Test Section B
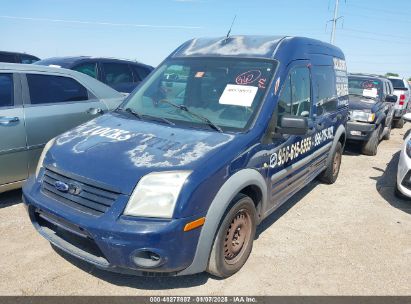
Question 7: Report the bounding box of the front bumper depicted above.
[397,148,411,199]
[346,121,376,141]
[23,177,204,276]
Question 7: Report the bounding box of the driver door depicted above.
[266,62,316,210]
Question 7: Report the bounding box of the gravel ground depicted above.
[0,127,410,296]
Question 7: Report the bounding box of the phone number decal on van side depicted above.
[269,126,334,168]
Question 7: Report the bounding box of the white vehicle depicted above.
[388,76,411,128]
[396,113,411,199]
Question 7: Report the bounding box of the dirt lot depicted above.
[0,128,410,296]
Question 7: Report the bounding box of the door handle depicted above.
[0,117,19,125]
[86,108,104,115]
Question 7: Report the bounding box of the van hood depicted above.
[47,113,236,195]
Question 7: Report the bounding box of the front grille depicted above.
[41,167,120,216]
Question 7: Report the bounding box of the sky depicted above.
[1,0,411,78]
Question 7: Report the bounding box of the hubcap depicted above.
[224,209,252,265]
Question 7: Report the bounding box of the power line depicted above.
[345,3,410,17]
[338,33,411,45]
[0,15,203,30]
[342,27,411,41]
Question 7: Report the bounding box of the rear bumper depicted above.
[346,121,375,141]
[23,177,204,276]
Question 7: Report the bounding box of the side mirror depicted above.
[385,94,398,103]
[278,115,308,135]
[403,113,411,123]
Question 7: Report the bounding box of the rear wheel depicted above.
[362,124,381,156]
[207,194,256,278]
[319,142,342,184]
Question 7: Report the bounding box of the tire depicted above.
[382,123,391,140]
[361,124,381,156]
[394,118,404,129]
[207,194,256,278]
[395,185,408,200]
[319,142,342,184]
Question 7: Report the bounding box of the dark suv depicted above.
[347,74,397,155]
[0,51,40,64]
[35,57,154,93]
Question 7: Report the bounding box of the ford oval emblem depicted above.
[54,181,69,192]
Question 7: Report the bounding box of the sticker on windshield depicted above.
[363,88,378,98]
[236,70,261,85]
[219,84,258,107]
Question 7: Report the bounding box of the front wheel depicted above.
[362,124,381,156]
[207,194,256,278]
[319,142,342,184]
[382,122,392,140]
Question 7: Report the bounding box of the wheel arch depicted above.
[178,168,267,276]
[326,124,346,166]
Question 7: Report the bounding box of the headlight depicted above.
[406,140,411,158]
[124,171,191,218]
[350,111,375,122]
[35,138,56,178]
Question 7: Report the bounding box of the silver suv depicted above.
[0,63,124,193]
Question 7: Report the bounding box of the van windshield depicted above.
[122,58,276,132]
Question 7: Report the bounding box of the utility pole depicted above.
[330,0,340,44]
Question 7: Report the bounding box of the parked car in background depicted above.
[0,63,124,193]
[23,35,349,278]
[396,112,411,199]
[347,74,397,155]
[35,57,154,94]
[0,51,40,64]
[388,76,411,128]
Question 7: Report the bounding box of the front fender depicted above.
[178,168,267,275]
[375,113,386,126]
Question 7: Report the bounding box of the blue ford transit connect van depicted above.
[23,36,349,278]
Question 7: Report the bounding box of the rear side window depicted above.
[278,66,311,120]
[0,53,16,63]
[20,55,39,64]
[0,74,14,107]
[312,66,338,115]
[27,74,89,105]
[102,63,133,85]
[132,65,151,81]
[389,78,405,89]
[73,62,98,79]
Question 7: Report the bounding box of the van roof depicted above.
[172,35,345,60]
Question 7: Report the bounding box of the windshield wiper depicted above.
[159,99,223,133]
[117,107,174,126]
[141,114,175,126]
[116,107,143,119]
